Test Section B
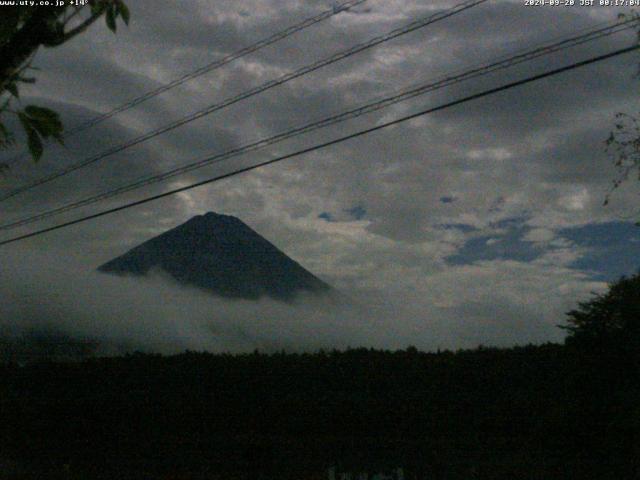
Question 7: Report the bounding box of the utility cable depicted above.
[0,0,487,202]
[0,18,635,232]
[0,0,368,168]
[68,0,369,135]
[0,43,636,247]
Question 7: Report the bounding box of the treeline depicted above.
[0,342,638,479]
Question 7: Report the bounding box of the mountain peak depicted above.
[98,213,331,301]
[201,211,238,221]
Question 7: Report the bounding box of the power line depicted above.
[1,43,637,248]
[0,0,368,168]
[0,18,634,232]
[67,0,369,135]
[0,0,487,203]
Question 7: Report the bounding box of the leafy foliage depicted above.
[561,272,640,353]
[103,0,130,32]
[604,112,640,206]
[17,106,64,161]
[0,99,14,149]
[0,1,129,166]
[604,12,640,205]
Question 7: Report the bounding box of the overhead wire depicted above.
[0,0,487,203]
[0,0,368,167]
[67,0,369,135]
[0,17,635,232]
[1,43,637,247]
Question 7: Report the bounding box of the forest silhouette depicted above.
[1,274,639,479]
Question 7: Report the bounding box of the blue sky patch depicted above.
[446,217,540,266]
[439,223,478,234]
[319,206,366,222]
[318,212,334,222]
[488,216,528,230]
[446,221,542,266]
[558,221,640,281]
[445,218,640,281]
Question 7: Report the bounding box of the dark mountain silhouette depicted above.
[98,212,332,301]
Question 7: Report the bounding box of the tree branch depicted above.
[63,5,85,27]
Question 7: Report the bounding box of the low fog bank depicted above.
[0,249,409,355]
[0,248,575,355]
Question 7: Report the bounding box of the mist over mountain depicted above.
[98,212,332,301]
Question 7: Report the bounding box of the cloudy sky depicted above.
[1,0,639,351]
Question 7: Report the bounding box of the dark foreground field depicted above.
[1,343,638,479]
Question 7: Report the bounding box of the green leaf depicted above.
[106,6,117,32]
[18,113,43,162]
[90,0,104,15]
[0,121,14,148]
[26,126,43,161]
[118,1,130,25]
[24,105,57,118]
[23,106,64,142]
[24,105,61,125]
[6,82,19,98]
